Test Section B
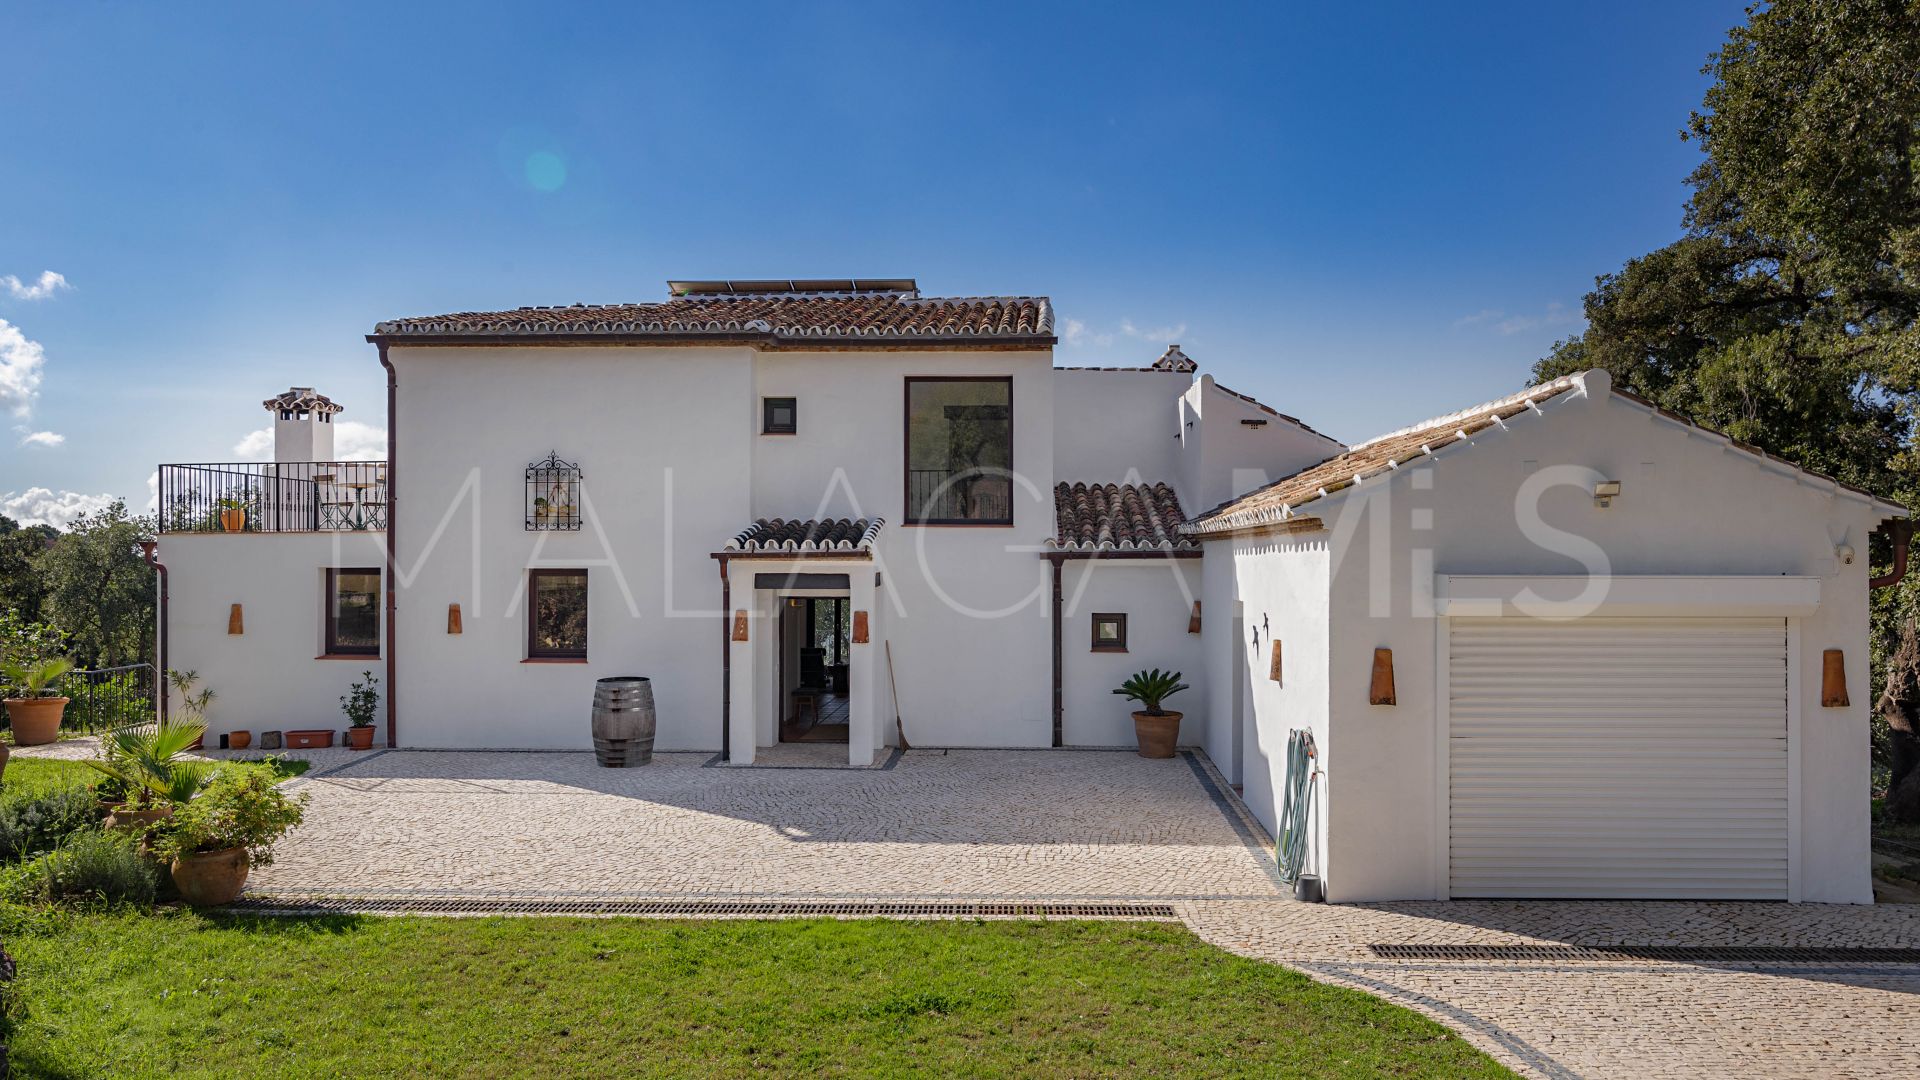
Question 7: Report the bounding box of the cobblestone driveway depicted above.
[25,740,1920,1077]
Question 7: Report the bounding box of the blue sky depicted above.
[0,1,1744,526]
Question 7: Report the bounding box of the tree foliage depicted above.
[1535,0,1920,818]
[30,502,155,669]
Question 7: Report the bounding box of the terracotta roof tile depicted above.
[375,290,1052,342]
[1052,482,1195,551]
[263,387,343,415]
[1185,376,1584,536]
[725,517,884,553]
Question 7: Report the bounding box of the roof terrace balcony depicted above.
[156,460,387,534]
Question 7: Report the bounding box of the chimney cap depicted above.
[263,387,344,415]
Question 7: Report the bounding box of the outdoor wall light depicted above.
[1368,648,1396,706]
[1822,649,1849,707]
[731,610,749,642]
[447,603,463,635]
[852,611,870,644]
[227,604,244,635]
[1593,479,1622,508]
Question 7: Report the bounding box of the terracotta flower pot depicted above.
[218,508,246,532]
[1133,710,1182,759]
[5,696,69,746]
[228,730,252,750]
[346,725,375,750]
[106,804,174,832]
[171,847,250,907]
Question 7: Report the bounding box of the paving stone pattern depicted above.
[17,739,1920,1078]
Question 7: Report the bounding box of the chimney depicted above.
[262,387,343,463]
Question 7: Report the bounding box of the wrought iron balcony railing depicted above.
[157,461,388,534]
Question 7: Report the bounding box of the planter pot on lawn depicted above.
[105,805,174,832]
[346,725,375,750]
[1133,710,1182,759]
[5,697,69,746]
[171,847,250,907]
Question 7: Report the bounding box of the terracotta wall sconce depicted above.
[852,610,870,644]
[731,610,749,642]
[1369,648,1396,705]
[1822,649,1849,707]
[447,603,463,634]
[1188,601,1202,635]
[1269,639,1283,683]
[227,604,244,635]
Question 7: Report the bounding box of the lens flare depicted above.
[524,151,567,192]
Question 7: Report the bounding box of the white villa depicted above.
[153,278,1905,904]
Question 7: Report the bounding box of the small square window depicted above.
[763,397,797,435]
[1091,613,1127,652]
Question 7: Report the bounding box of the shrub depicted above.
[11,829,156,907]
[0,787,101,861]
[152,770,307,866]
[1113,669,1190,715]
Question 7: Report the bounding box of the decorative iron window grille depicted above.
[526,453,583,531]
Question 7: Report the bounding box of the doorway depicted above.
[779,594,852,743]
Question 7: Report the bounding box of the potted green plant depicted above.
[1114,668,1190,759]
[215,496,248,532]
[3,656,76,746]
[167,669,215,750]
[87,718,214,830]
[152,769,308,906]
[341,670,379,750]
[533,496,551,523]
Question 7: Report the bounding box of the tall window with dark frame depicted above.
[763,397,797,435]
[904,377,1013,525]
[325,569,381,656]
[527,569,588,659]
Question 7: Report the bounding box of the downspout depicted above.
[378,343,399,747]
[719,555,732,761]
[1050,553,1063,748]
[1872,518,1912,589]
[138,541,168,723]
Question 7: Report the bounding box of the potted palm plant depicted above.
[1114,668,1190,759]
[3,656,75,746]
[340,670,379,749]
[152,769,308,906]
[88,718,214,830]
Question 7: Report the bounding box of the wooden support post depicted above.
[1368,648,1396,705]
[1821,648,1849,707]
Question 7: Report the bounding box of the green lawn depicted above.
[0,756,308,799]
[6,912,1513,1079]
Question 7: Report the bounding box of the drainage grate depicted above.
[1369,944,1920,963]
[226,896,1179,920]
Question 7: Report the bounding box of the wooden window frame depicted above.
[323,568,381,657]
[526,568,589,660]
[902,375,1015,527]
[1091,612,1128,653]
[762,397,797,435]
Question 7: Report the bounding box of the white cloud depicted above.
[1455,302,1579,336]
[234,420,387,462]
[1120,318,1187,345]
[1,271,70,301]
[1,488,117,529]
[18,430,63,448]
[0,318,45,416]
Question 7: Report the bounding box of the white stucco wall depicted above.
[1179,376,1344,517]
[160,531,389,741]
[1050,369,1189,486]
[1240,375,1892,903]
[1059,558,1206,746]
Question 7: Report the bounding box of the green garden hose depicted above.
[1277,729,1318,884]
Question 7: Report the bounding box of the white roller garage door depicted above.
[1448,617,1788,900]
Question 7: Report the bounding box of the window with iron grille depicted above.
[526,453,583,531]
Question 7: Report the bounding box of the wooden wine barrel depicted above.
[591,676,656,767]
